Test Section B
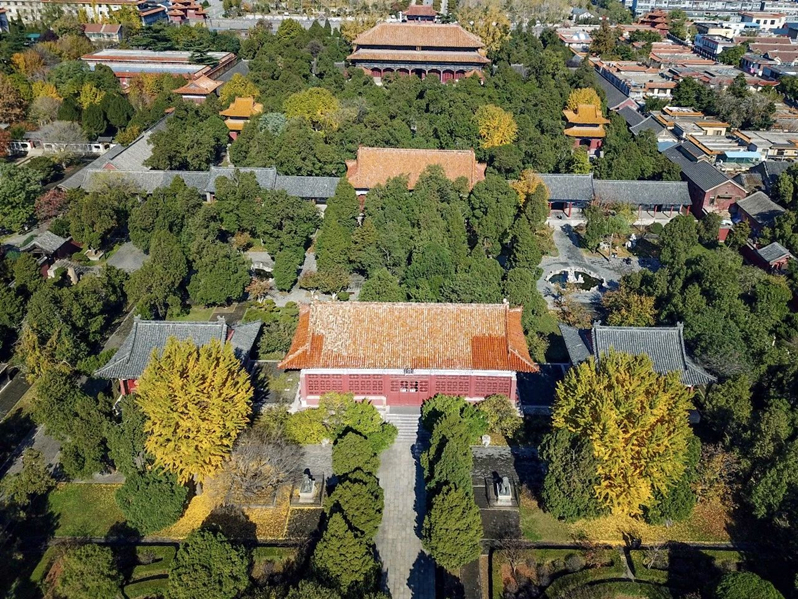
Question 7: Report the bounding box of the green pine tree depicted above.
[312,511,378,593]
[422,484,483,570]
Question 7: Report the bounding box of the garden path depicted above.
[374,431,435,599]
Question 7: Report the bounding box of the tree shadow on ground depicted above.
[405,550,435,599]
[412,433,429,538]
[202,505,258,541]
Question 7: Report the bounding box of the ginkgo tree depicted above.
[136,337,253,484]
[474,104,518,149]
[551,350,694,516]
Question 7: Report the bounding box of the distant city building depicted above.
[403,4,437,21]
[594,59,677,101]
[83,23,123,44]
[95,317,262,396]
[345,146,487,195]
[739,10,786,29]
[557,27,594,51]
[278,302,538,409]
[81,49,237,89]
[559,323,716,386]
[168,0,207,24]
[220,96,263,140]
[1,0,165,24]
[172,75,223,104]
[562,103,610,157]
[347,22,490,81]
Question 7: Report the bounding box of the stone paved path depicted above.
[375,439,435,599]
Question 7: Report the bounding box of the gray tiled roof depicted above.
[207,166,278,193]
[757,241,793,264]
[630,117,669,138]
[594,72,632,110]
[558,324,593,364]
[593,180,691,206]
[94,317,261,380]
[20,231,69,254]
[539,174,594,202]
[538,175,690,206]
[275,175,339,199]
[619,106,646,127]
[736,191,785,227]
[561,323,716,386]
[664,145,731,192]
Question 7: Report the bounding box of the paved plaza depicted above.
[375,438,435,599]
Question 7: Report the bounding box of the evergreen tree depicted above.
[325,179,360,231]
[422,484,483,570]
[312,512,378,594]
[325,470,384,539]
[359,268,406,302]
[332,432,378,476]
[81,103,107,139]
[187,242,250,306]
[315,216,352,273]
[116,470,188,534]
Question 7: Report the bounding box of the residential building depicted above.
[563,103,610,157]
[347,22,489,81]
[220,96,263,140]
[559,323,716,386]
[81,49,237,89]
[594,59,676,101]
[734,130,798,160]
[664,143,748,213]
[743,240,794,271]
[172,75,223,103]
[667,63,777,91]
[278,302,538,409]
[540,174,692,220]
[593,73,638,111]
[734,190,786,231]
[139,3,168,25]
[1,0,166,24]
[345,146,487,195]
[83,23,123,44]
[571,7,595,20]
[95,317,262,396]
[19,231,79,277]
[168,0,207,24]
[403,4,437,21]
[739,10,787,29]
[556,27,594,51]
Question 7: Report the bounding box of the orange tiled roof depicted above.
[345,146,487,190]
[564,126,607,138]
[405,4,437,15]
[563,104,610,125]
[278,302,538,372]
[347,48,490,64]
[173,75,222,95]
[353,22,484,49]
[219,96,263,118]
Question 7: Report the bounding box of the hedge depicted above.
[544,557,624,597]
[123,575,169,599]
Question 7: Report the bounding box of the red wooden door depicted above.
[387,377,430,407]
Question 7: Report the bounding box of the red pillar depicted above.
[567,202,572,218]
[669,205,674,217]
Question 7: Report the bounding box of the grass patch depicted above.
[48,483,125,537]
[519,492,735,544]
[168,306,216,322]
[124,576,169,599]
[29,546,58,586]
[252,546,294,562]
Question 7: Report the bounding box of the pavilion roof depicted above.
[173,75,222,95]
[279,302,537,372]
[347,48,490,64]
[563,104,610,125]
[219,96,263,118]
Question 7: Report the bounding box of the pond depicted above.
[547,270,602,291]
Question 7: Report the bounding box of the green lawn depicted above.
[519,499,571,542]
[168,306,216,322]
[48,483,125,537]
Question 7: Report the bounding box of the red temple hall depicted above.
[278,302,538,409]
[347,22,490,81]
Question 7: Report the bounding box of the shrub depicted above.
[421,394,487,442]
[476,394,522,438]
[714,572,783,599]
[337,291,350,301]
[332,432,378,476]
[565,553,586,572]
[285,409,327,444]
[57,544,123,599]
[115,470,188,534]
[649,222,664,235]
[311,512,378,594]
[76,348,118,376]
[168,529,251,599]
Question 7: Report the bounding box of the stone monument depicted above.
[298,470,316,503]
[496,476,512,506]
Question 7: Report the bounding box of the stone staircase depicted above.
[384,411,429,443]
